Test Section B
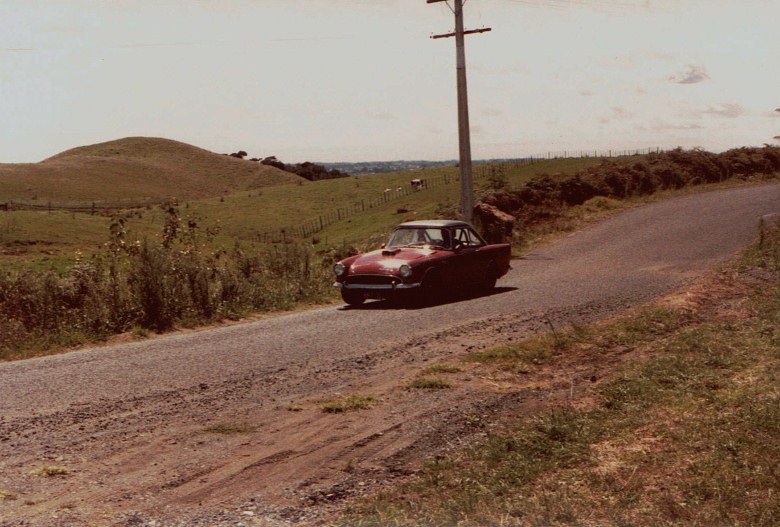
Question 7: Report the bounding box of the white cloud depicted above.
[598,106,634,125]
[700,103,745,119]
[669,64,710,84]
[641,120,704,132]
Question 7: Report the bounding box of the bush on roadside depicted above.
[0,202,333,359]
[483,146,780,233]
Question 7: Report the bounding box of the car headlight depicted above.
[334,263,346,276]
[399,264,412,278]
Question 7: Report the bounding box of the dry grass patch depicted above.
[406,377,452,390]
[0,488,16,500]
[203,422,257,435]
[31,465,70,477]
[322,394,377,414]
[421,364,462,374]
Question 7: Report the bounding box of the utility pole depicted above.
[428,0,490,223]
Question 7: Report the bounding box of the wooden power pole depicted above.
[427,0,490,223]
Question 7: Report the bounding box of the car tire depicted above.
[481,264,498,293]
[341,289,365,306]
[415,270,443,306]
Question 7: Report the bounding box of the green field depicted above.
[0,151,608,271]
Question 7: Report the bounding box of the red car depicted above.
[333,220,511,306]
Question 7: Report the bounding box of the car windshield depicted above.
[387,227,450,249]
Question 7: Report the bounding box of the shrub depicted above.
[484,146,780,235]
[0,203,334,359]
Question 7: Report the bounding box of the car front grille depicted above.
[344,274,400,287]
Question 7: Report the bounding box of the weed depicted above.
[322,394,376,413]
[131,326,150,339]
[204,422,257,435]
[466,336,555,368]
[464,414,483,427]
[32,465,69,477]
[422,364,462,374]
[602,307,690,347]
[407,377,452,390]
[0,488,16,500]
[581,195,622,212]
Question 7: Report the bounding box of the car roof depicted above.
[395,220,472,229]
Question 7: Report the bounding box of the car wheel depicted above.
[341,289,365,306]
[481,264,498,293]
[416,270,443,306]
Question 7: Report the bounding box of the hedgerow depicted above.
[484,146,780,231]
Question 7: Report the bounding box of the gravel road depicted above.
[1,183,778,526]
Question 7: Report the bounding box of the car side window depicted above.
[422,228,444,247]
[453,227,484,248]
[465,227,485,247]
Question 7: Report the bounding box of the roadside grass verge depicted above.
[343,222,780,526]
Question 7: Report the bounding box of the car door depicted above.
[450,226,483,285]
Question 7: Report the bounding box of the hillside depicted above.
[0,137,303,202]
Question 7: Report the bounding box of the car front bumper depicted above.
[333,281,421,291]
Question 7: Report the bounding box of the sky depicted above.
[1,0,778,164]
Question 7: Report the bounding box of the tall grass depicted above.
[0,203,333,360]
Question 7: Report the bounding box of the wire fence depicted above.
[2,147,660,244]
[251,147,660,243]
[0,198,166,214]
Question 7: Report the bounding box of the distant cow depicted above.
[411,178,425,191]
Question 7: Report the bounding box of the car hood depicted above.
[348,247,438,274]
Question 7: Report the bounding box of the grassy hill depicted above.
[0,137,302,202]
[0,155,618,272]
